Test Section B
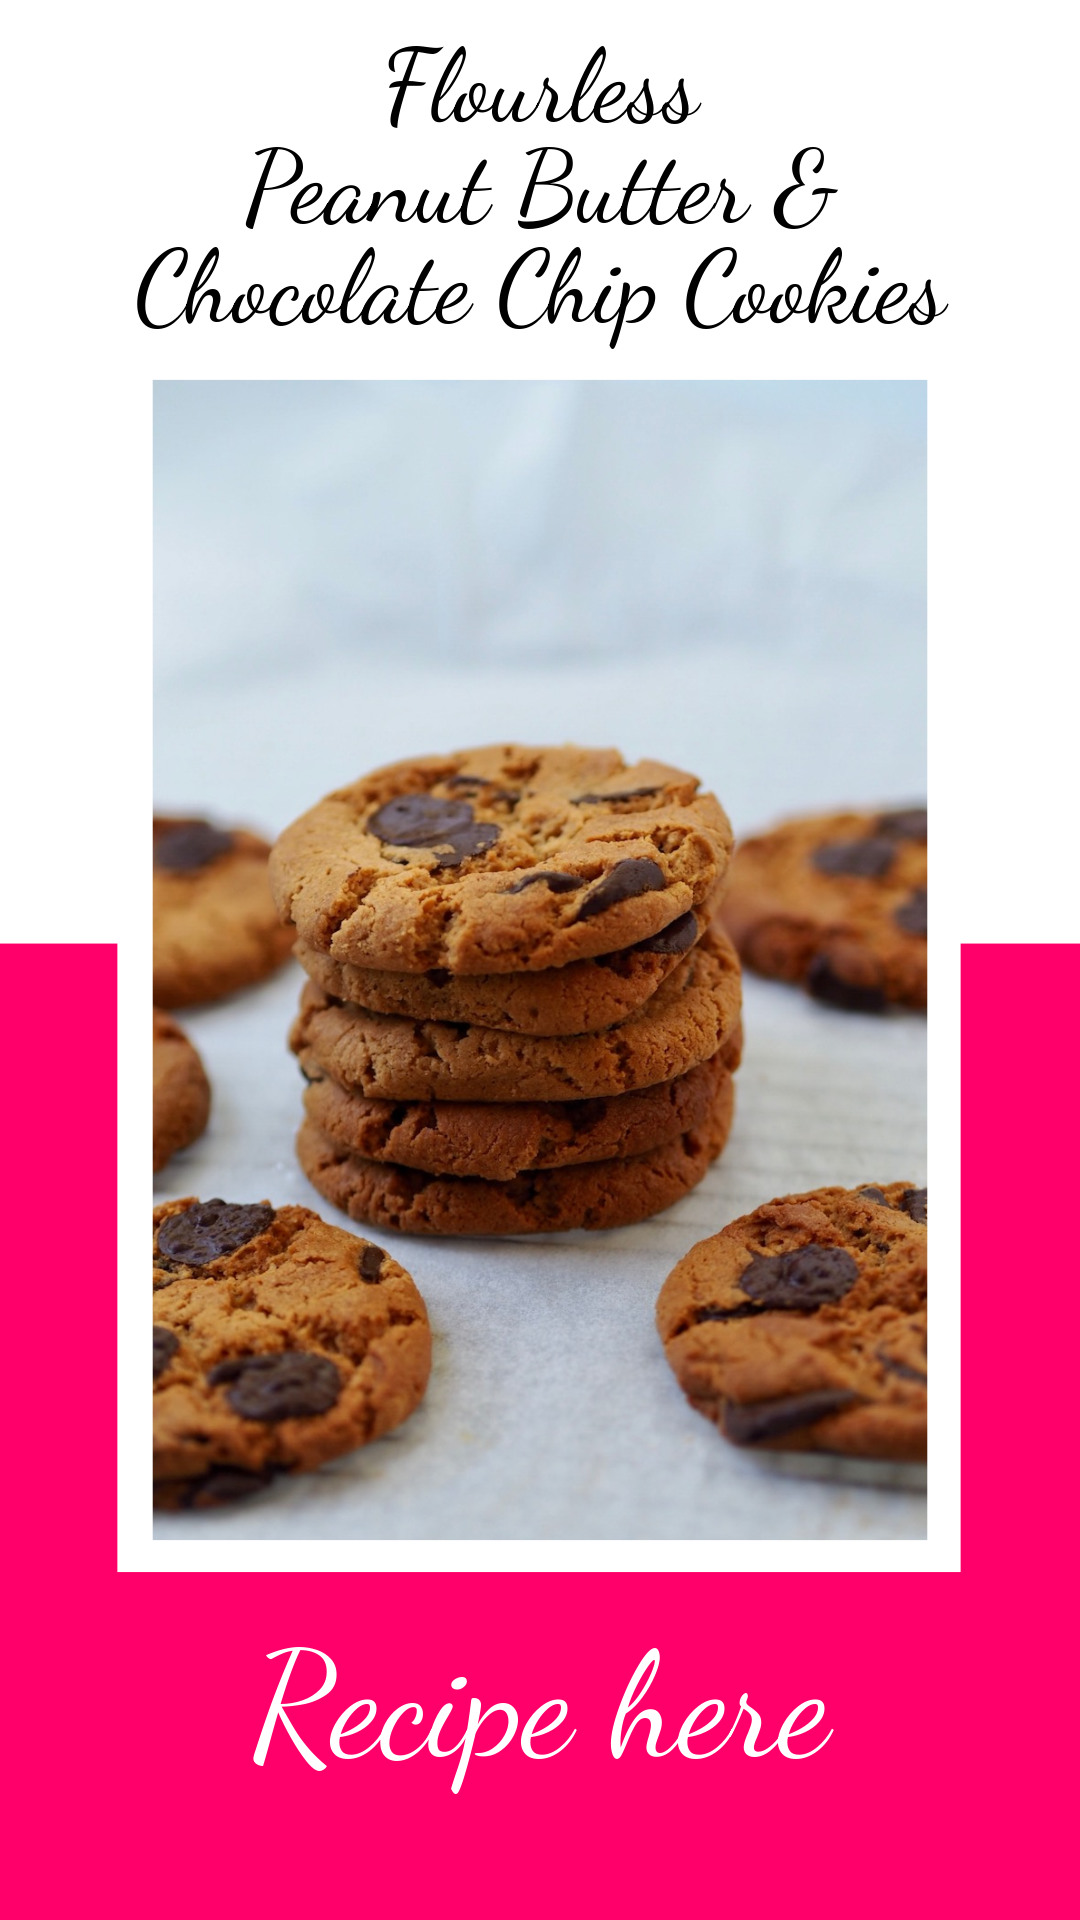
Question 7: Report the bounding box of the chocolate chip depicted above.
[182,1467,276,1507]
[359,1243,385,1282]
[877,807,927,842]
[572,787,661,805]
[574,857,666,921]
[738,1243,860,1310]
[208,1352,342,1421]
[876,1348,927,1384]
[156,1200,274,1268]
[153,1326,179,1377]
[447,776,520,804]
[894,889,927,937]
[813,837,897,879]
[425,968,452,986]
[899,1187,927,1224]
[693,1301,769,1324]
[154,822,235,871]
[807,958,888,1013]
[506,870,584,894]
[634,910,698,955]
[857,1187,887,1204]
[368,794,499,867]
[369,794,474,842]
[375,799,497,861]
[722,1389,859,1446]
[436,823,501,866]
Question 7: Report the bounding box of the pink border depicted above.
[6,944,1072,1913]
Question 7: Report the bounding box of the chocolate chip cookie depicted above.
[302,1043,735,1181]
[296,1070,734,1235]
[290,921,743,1105]
[293,887,717,1037]
[269,746,733,976]
[722,806,926,1010]
[153,1009,211,1173]
[656,1183,927,1459]
[153,1197,431,1506]
[154,815,296,1007]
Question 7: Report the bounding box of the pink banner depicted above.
[5,943,1071,1914]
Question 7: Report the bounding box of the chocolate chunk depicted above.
[157,1199,274,1268]
[857,1187,887,1204]
[812,837,896,879]
[593,948,636,974]
[877,807,927,842]
[574,857,666,921]
[894,889,927,937]
[369,794,474,843]
[738,1243,860,1310]
[899,1187,927,1224]
[368,794,500,867]
[722,1389,859,1446]
[153,1325,179,1378]
[876,1348,927,1384]
[447,776,520,804]
[506,870,584,895]
[693,1301,769,1323]
[182,1467,276,1507]
[359,1243,385,1282]
[208,1351,342,1421]
[435,823,501,866]
[425,968,452,987]
[634,910,698,956]
[154,822,235,871]
[572,786,661,805]
[807,958,888,1013]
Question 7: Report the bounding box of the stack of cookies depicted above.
[269,745,743,1235]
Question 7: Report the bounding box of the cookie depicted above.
[722,806,926,1010]
[656,1183,927,1459]
[269,745,733,975]
[293,887,718,1036]
[153,1009,211,1173]
[154,815,296,1007]
[153,1197,431,1506]
[296,1072,734,1235]
[302,1044,735,1181]
[290,921,743,1105]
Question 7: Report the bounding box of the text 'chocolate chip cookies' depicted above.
[152,1197,431,1506]
[271,745,741,1234]
[656,1184,927,1460]
[722,806,926,1011]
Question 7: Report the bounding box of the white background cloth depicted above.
[153,380,926,1539]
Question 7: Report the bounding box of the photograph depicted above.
[153,378,927,1540]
